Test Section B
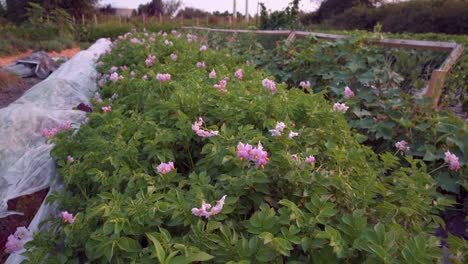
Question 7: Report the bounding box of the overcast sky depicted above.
[100,0,320,15]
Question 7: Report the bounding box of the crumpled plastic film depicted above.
[0,38,111,219]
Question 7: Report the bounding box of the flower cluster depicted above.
[41,121,72,139]
[395,140,410,153]
[186,33,198,43]
[235,69,243,80]
[262,78,277,92]
[157,73,171,83]
[191,195,226,218]
[269,122,286,136]
[170,53,178,61]
[62,211,75,224]
[4,227,32,254]
[145,54,156,66]
[192,117,219,138]
[196,61,206,68]
[344,86,355,99]
[209,69,217,79]
[164,40,173,46]
[333,102,349,113]
[237,142,270,169]
[157,162,175,174]
[200,45,208,51]
[299,81,311,89]
[444,151,460,171]
[214,79,227,93]
[305,155,316,166]
[109,72,120,82]
[102,106,112,112]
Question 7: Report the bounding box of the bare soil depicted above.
[0,48,81,67]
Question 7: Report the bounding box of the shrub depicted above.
[19,30,460,263]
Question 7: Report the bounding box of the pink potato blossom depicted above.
[395,140,410,153]
[67,155,74,163]
[142,75,148,81]
[444,151,461,172]
[4,227,32,254]
[209,69,217,79]
[62,211,75,224]
[344,86,355,99]
[200,45,207,51]
[235,69,243,80]
[5,235,23,254]
[170,53,178,61]
[333,102,349,113]
[157,162,175,174]
[299,81,311,89]
[214,79,227,93]
[192,195,227,218]
[237,142,253,161]
[246,60,250,66]
[288,131,299,138]
[109,72,119,82]
[109,66,118,73]
[145,54,156,66]
[262,78,277,92]
[305,155,316,166]
[60,121,71,131]
[192,117,219,138]
[130,71,135,77]
[291,154,299,161]
[41,127,59,139]
[269,122,286,136]
[196,61,206,68]
[164,40,173,46]
[94,92,103,102]
[156,73,171,82]
[102,106,112,112]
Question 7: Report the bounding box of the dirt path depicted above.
[0,48,81,67]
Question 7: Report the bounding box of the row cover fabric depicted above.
[1,38,111,263]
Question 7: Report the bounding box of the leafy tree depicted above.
[163,0,181,17]
[98,4,116,15]
[176,7,210,19]
[137,0,164,16]
[312,0,383,22]
[259,0,301,30]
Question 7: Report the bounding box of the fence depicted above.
[183,26,464,107]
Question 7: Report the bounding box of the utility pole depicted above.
[245,0,249,22]
[233,0,237,19]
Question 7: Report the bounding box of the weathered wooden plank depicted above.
[368,39,458,51]
[426,70,448,107]
[440,44,464,71]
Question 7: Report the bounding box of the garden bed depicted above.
[8,29,463,263]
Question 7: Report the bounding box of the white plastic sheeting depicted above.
[1,38,111,263]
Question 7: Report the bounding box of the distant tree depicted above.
[312,0,383,22]
[5,0,99,24]
[177,7,209,19]
[163,0,181,17]
[99,4,116,15]
[137,0,164,16]
[259,0,301,29]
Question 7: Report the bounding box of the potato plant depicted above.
[20,30,464,263]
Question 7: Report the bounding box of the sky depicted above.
[100,0,321,15]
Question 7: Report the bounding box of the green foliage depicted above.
[328,0,468,35]
[22,30,453,263]
[207,31,466,194]
[259,0,301,30]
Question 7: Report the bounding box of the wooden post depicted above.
[196,18,200,26]
[46,14,50,24]
[94,14,98,26]
[72,16,76,25]
[159,13,162,24]
[228,16,232,27]
[180,15,184,26]
[206,15,209,26]
[425,70,448,107]
[81,14,85,26]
